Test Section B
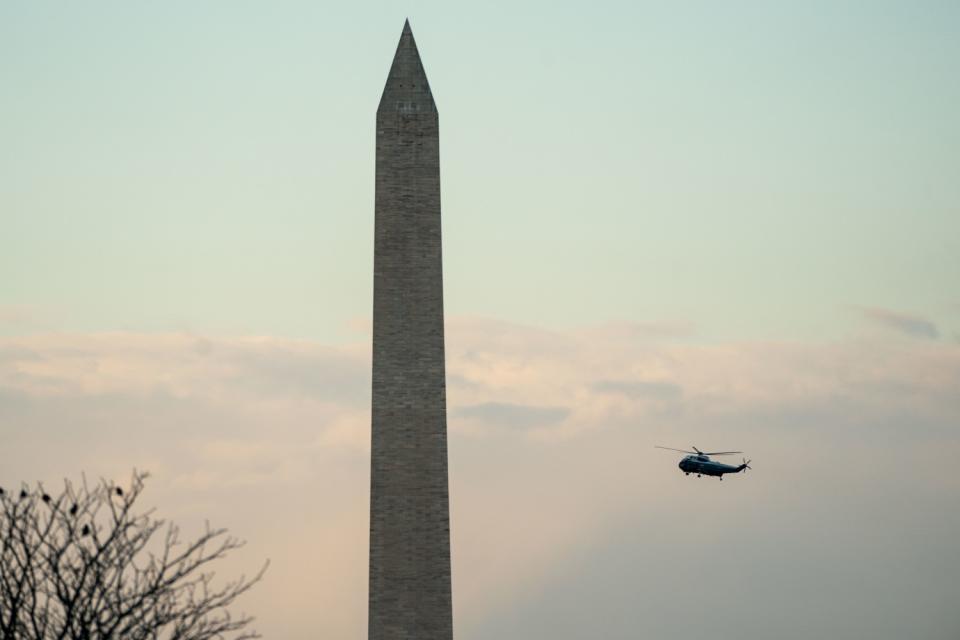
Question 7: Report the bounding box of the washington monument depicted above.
[368,20,453,640]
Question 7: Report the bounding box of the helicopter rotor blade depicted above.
[654,446,697,454]
[703,451,742,456]
[692,446,703,455]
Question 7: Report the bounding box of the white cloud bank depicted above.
[1,318,959,639]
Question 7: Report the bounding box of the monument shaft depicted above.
[369,21,452,640]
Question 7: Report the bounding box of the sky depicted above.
[2,1,959,639]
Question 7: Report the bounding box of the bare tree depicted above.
[0,471,267,639]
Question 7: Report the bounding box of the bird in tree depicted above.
[81,523,90,536]
[115,486,123,497]
[41,493,51,503]
[19,489,27,499]
[0,487,4,496]
[69,503,78,515]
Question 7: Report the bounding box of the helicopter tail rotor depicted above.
[740,458,752,473]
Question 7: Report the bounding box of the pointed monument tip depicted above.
[377,18,436,114]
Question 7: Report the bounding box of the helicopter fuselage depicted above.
[678,455,746,478]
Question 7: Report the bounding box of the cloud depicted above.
[0,305,37,325]
[1,319,959,639]
[591,379,682,399]
[0,345,43,364]
[223,342,369,405]
[454,401,570,430]
[577,320,696,341]
[861,307,940,339]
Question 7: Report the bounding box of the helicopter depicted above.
[655,446,751,480]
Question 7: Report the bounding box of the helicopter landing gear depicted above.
[684,472,689,476]
[697,474,701,478]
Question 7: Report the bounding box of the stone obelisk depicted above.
[369,20,452,640]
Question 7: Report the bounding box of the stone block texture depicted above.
[369,20,453,640]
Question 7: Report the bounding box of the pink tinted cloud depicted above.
[1,319,958,638]
[861,307,940,339]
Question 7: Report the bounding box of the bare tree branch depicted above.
[0,471,267,640]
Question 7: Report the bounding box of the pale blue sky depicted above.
[3,1,958,341]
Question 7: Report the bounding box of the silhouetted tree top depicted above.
[0,470,267,639]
